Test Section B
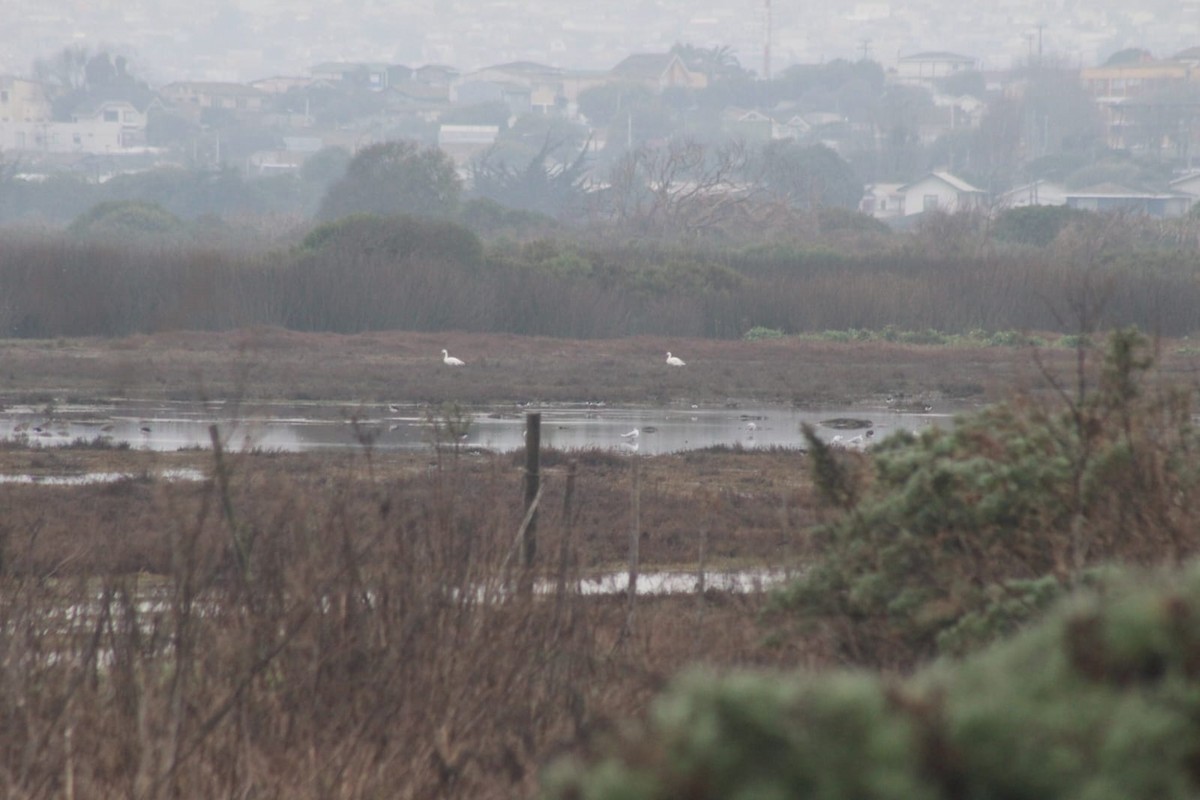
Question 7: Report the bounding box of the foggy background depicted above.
[7,0,1199,83]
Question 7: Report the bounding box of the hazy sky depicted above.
[7,0,1200,83]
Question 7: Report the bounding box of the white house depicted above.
[895,171,987,216]
[1168,172,1200,208]
[997,180,1069,209]
[859,183,906,219]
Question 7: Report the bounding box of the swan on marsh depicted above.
[441,349,465,366]
[666,352,686,366]
[620,428,640,439]
[830,430,875,451]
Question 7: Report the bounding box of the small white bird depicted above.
[620,428,640,439]
[666,351,686,366]
[441,349,465,366]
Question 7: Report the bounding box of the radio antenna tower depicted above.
[763,0,772,79]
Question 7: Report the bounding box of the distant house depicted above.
[309,62,408,90]
[859,183,906,219]
[0,86,159,155]
[997,179,1069,209]
[160,81,268,121]
[1080,53,1200,149]
[931,93,986,130]
[608,53,707,92]
[721,107,822,143]
[249,76,315,94]
[721,107,774,142]
[0,77,53,151]
[414,65,461,87]
[69,98,154,149]
[894,52,978,88]
[895,171,987,216]
[456,62,566,114]
[772,112,813,140]
[1168,172,1200,205]
[1064,183,1193,217]
[437,123,500,165]
[0,76,51,123]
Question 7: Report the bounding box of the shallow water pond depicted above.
[0,399,954,456]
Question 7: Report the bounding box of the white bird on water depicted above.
[666,351,686,366]
[620,428,640,439]
[441,349,465,366]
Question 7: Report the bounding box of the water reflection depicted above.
[0,400,954,455]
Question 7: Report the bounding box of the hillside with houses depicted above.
[3,42,1200,227]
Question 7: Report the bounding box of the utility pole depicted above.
[763,0,772,80]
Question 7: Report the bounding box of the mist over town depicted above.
[5,0,1200,231]
[5,3,1200,799]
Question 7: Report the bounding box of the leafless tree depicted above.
[596,137,762,240]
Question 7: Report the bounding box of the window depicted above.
[923,194,939,211]
[0,90,8,103]
[104,109,119,122]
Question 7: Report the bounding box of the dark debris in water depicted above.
[820,417,873,430]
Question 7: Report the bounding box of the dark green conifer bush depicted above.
[542,564,1200,800]
[778,329,1200,665]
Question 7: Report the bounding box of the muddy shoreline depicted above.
[6,327,1186,409]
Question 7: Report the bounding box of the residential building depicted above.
[1169,171,1200,203]
[893,52,979,89]
[1081,50,1200,150]
[859,182,906,219]
[0,76,51,123]
[309,62,409,89]
[455,62,566,114]
[159,81,269,121]
[608,53,708,92]
[997,180,1069,208]
[895,171,987,216]
[1065,183,1193,217]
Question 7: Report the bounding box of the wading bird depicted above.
[441,349,465,366]
[666,352,686,366]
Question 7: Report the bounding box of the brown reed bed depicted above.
[0,441,813,799]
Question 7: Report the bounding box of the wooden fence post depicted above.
[523,412,541,570]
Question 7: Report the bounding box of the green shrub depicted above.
[67,200,187,241]
[299,213,483,268]
[743,326,785,341]
[993,205,1093,247]
[542,563,1200,800]
[776,329,1200,665]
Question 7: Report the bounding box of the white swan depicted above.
[666,352,686,366]
[620,428,640,439]
[441,349,465,366]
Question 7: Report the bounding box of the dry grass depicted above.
[3,327,1177,408]
[0,440,812,799]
